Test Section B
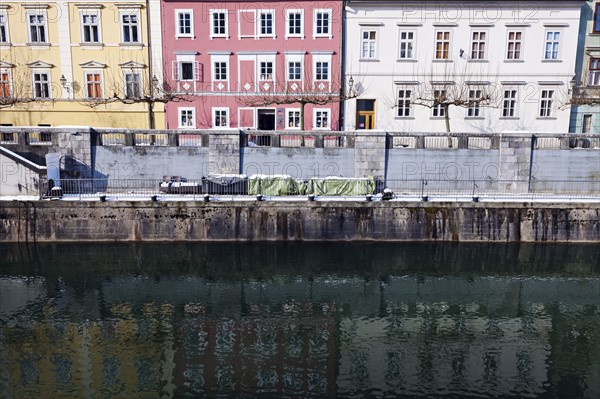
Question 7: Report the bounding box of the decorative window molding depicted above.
[210,9,228,39]
[212,107,229,128]
[286,9,303,39]
[175,9,194,38]
[313,9,332,39]
[313,108,331,130]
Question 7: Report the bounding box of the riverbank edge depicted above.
[0,200,598,243]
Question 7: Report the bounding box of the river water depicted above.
[0,243,598,398]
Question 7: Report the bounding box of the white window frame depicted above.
[285,53,304,82]
[361,29,378,60]
[0,9,10,44]
[213,107,229,129]
[258,10,275,38]
[466,88,483,118]
[287,61,302,81]
[538,89,555,118]
[0,68,12,98]
[501,88,518,118]
[124,71,142,99]
[434,30,451,60]
[211,54,229,83]
[470,30,487,60]
[176,9,194,38]
[313,9,332,39]
[313,108,331,130]
[398,30,415,60]
[259,61,274,81]
[543,30,561,61]
[84,70,104,99]
[210,10,228,38]
[178,107,195,128]
[506,30,523,60]
[286,108,301,130]
[313,53,332,83]
[27,11,48,44]
[431,89,446,118]
[120,10,141,44]
[396,88,412,118]
[32,71,51,99]
[286,9,303,38]
[174,54,198,82]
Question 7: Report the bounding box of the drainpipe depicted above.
[339,0,347,131]
[146,0,155,129]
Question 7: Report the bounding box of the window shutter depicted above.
[196,62,203,82]
[194,62,200,81]
[172,61,179,81]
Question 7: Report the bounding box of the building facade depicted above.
[570,0,600,133]
[161,0,343,131]
[343,0,583,132]
[0,0,164,128]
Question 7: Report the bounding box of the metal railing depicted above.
[39,178,600,200]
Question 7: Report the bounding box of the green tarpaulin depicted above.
[248,176,307,195]
[307,177,375,196]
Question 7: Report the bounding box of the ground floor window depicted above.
[179,107,195,128]
[314,109,330,129]
[213,107,229,128]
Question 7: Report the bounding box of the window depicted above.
[85,72,102,98]
[214,62,227,81]
[435,31,451,60]
[314,10,331,37]
[288,61,301,80]
[121,13,140,43]
[28,14,47,43]
[211,11,227,37]
[213,108,229,128]
[0,14,9,44]
[432,90,446,117]
[398,31,415,60]
[467,89,482,117]
[594,2,600,33]
[33,72,50,98]
[287,10,302,37]
[176,10,193,37]
[588,58,600,86]
[502,89,517,117]
[260,62,273,80]
[470,31,486,60]
[582,114,592,133]
[0,71,10,97]
[397,89,412,117]
[539,89,554,117]
[506,31,522,60]
[361,31,377,60]
[315,62,329,80]
[544,31,560,60]
[125,73,141,98]
[286,109,300,129]
[259,11,274,36]
[82,13,100,43]
[179,62,194,80]
[179,107,195,128]
[314,109,330,129]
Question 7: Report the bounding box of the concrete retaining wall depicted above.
[1,201,598,243]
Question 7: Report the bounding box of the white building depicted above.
[343,0,584,132]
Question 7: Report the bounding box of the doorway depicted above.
[356,99,375,130]
[257,109,276,130]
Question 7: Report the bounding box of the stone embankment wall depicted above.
[1,201,598,243]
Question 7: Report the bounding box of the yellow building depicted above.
[0,0,164,128]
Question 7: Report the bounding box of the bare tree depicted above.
[236,67,357,130]
[388,63,501,133]
[0,61,58,109]
[79,60,192,129]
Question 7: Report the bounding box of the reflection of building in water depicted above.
[0,275,598,398]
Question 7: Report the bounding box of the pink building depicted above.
[161,0,343,131]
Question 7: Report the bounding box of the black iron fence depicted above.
[39,178,600,200]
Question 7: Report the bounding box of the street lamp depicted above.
[60,74,69,93]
